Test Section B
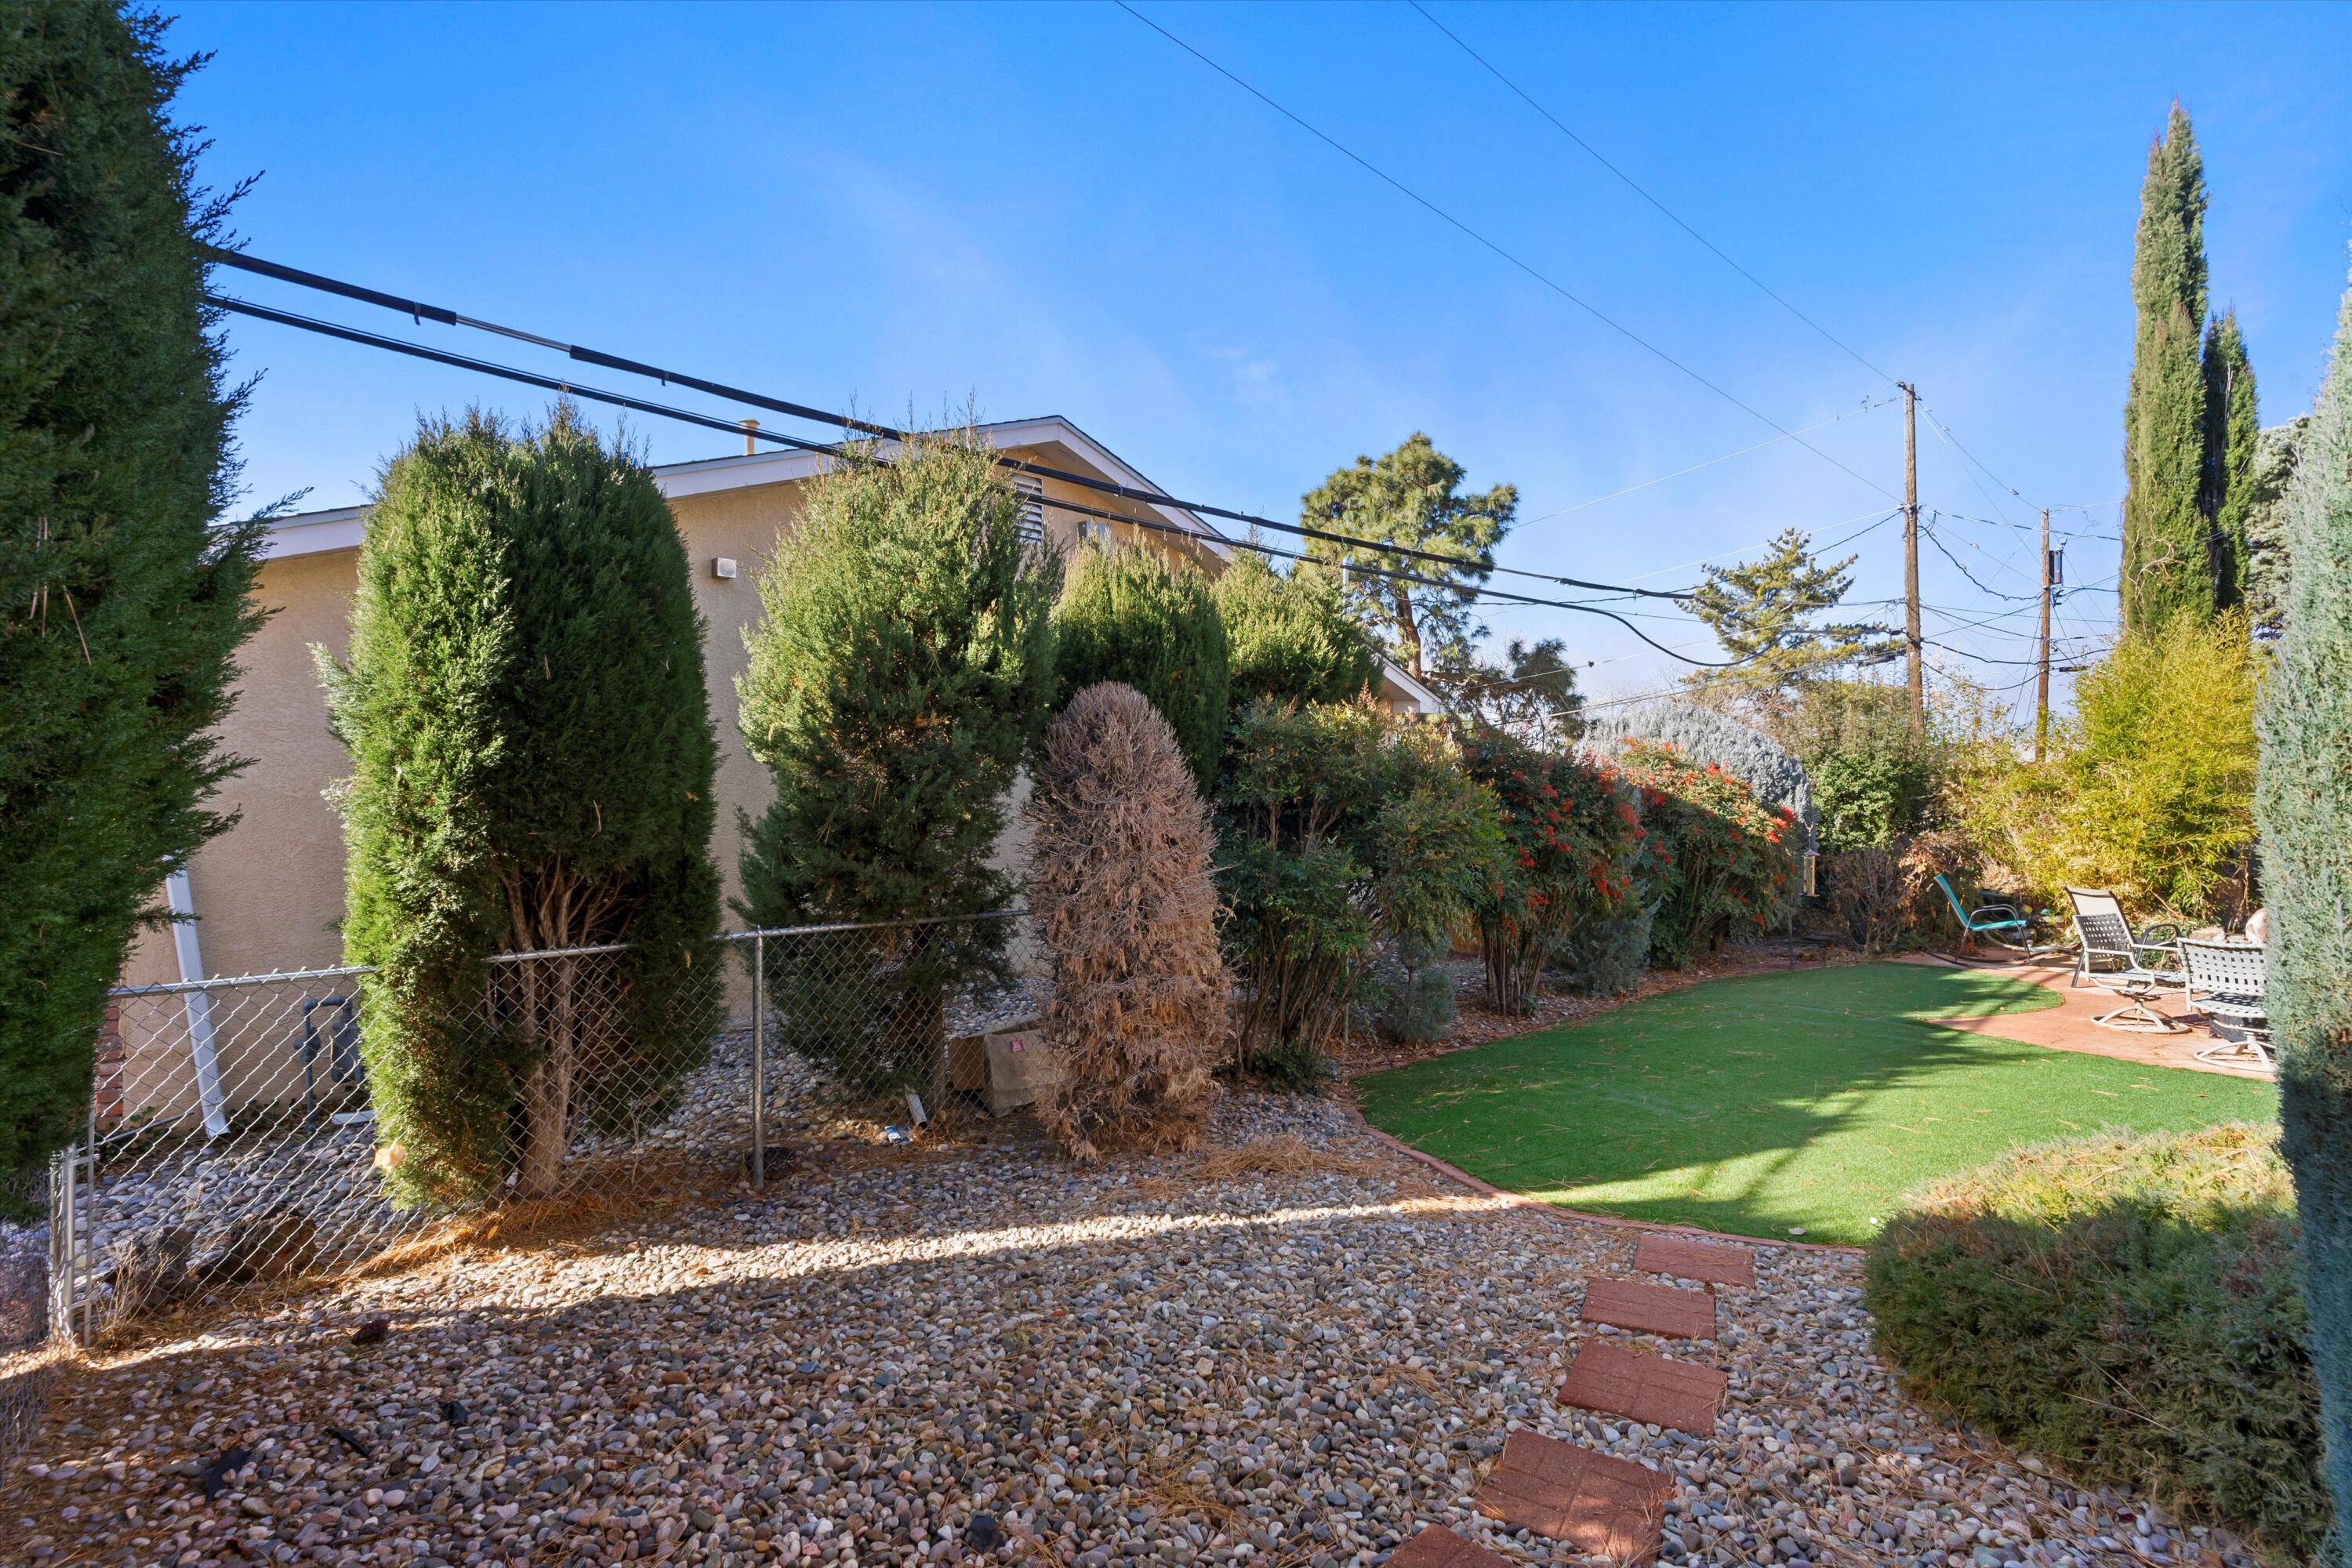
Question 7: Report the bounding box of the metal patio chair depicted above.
[2176,938,2274,1068]
[2065,886,2187,1032]
[1933,873,2045,955]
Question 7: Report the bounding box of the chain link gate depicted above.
[34,912,1031,1345]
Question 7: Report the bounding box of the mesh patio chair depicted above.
[1933,874,2048,955]
[2176,938,2273,1069]
[2065,886,2185,1032]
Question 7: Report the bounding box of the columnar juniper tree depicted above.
[1051,544,1229,786]
[736,429,1058,1090]
[0,4,262,1210]
[325,410,719,1203]
[2204,310,2261,609]
[2122,105,2214,631]
[1210,550,1378,714]
[2256,254,2352,1566]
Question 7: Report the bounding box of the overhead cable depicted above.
[205,290,1745,666]
[205,248,1694,604]
[1407,1,1896,386]
[1111,2,1900,506]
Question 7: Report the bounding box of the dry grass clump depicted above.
[1194,1134,1389,1182]
[1025,683,1229,1161]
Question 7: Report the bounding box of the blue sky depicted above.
[175,2,2352,712]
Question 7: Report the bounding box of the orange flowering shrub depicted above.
[1614,740,1800,967]
[1460,731,1646,1013]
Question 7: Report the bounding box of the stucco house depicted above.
[122,414,1439,995]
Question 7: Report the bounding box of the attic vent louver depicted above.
[1014,477,1045,546]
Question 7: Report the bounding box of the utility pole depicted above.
[1900,382,1922,735]
[2035,507,2054,764]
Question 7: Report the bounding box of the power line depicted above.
[1407,0,1896,386]
[1112,1,1900,505]
[206,289,1748,666]
[205,247,1698,605]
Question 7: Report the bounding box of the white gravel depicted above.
[3,1093,2252,1568]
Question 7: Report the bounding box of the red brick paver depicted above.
[1475,1430,1671,1563]
[1632,1233,1754,1288]
[1557,1340,1726,1434]
[1385,1525,1513,1568]
[1581,1278,1715,1340]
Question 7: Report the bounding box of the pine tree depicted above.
[1052,544,1230,786]
[1429,636,1587,749]
[736,430,1058,1089]
[325,409,720,1203]
[2256,252,2352,1568]
[0,5,262,1211]
[1686,528,1899,710]
[2202,310,2261,610]
[1300,434,1515,680]
[2122,105,2216,631]
[1211,550,1380,713]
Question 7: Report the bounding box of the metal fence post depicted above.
[750,933,766,1192]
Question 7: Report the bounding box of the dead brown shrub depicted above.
[1025,682,1229,1161]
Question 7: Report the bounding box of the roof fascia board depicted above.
[254,416,1232,563]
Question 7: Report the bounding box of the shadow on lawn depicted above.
[1352,964,2091,1241]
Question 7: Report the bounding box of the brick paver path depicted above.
[1557,1341,1726,1435]
[1475,1430,1673,1563]
[1632,1233,1754,1288]
[1580,1277,1716,1340]
[1385,1524,1513,1568]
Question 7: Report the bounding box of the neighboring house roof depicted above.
[257,414,1235,564]
[253,412,1439,713]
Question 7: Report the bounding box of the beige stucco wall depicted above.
[107,431,1433,1120]
[122,437,1260,989]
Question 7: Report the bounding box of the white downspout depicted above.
[165,867,230,1139]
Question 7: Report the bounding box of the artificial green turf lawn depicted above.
[1354,960,2281,1246]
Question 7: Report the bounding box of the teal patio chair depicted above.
[1933,874,2047,955]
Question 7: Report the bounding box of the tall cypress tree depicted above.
[325,409,720,1203]
[2256,252,2352,1568]
[0,4,261,1210]
[2122,105,2215,632]
[2203,309,2261,611]
[735,430,1059,1089]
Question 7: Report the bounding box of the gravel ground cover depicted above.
[4,1093,2254,1568]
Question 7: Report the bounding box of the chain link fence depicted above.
[24,913,1033,1348]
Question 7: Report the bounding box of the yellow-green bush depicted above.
[1958,611,2256,920]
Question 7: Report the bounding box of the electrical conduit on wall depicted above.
[165,866,230,1139]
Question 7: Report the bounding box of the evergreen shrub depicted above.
[1552,902,1655,998]
[1612,742,1800,968]
[324,410,720,1203]
[1211,552,1379,713]
[1581,699,1813,831]
[1864,1126,2325,1565]
[1963,612,2256,922]
[1217,698,1499,1082]
[0,4,262,1209]
[1023,682,1226,1161]
[2257,253,2352,1563]
[735,429,1058,1092]
[1367,935,1457,1046]
[1459,730,1645,1014]
[1052,545,1229,786]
